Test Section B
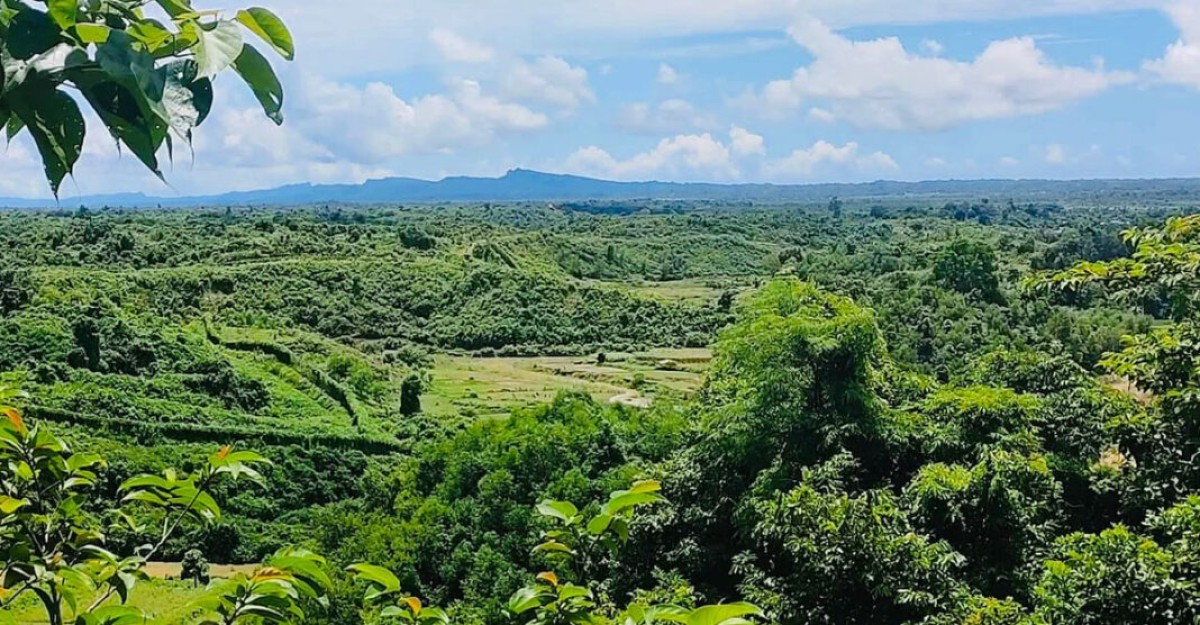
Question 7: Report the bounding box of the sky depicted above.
[3,0,1200,199]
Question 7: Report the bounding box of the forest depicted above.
[2,189,1200,625]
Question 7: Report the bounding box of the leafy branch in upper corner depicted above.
[509,480,762,625]
[0,0,294,195]
[0,384,271,625]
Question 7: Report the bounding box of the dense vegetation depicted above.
[2,194,1199,624]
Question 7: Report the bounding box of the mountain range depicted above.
[4,169,1200,208]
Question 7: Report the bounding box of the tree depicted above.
[181,548,211,587]
[400,373,423,416]
[0,0,294,195]
[0,385,272,625]
[932,239,1002,302]
[508,481,762,625]
[827,196,843,219]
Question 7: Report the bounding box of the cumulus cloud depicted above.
[743,18,1133,131]
[1144,3,1200,89]
[430,29,496,63]
[616,99,717,134]
[1043,143,1068,165]
[564,127,894,182]
[565,133,739,181]
[764,140,898,178]
[729,126,766,157]
[658,63,681,85]
[503,56,594,111]
[294,75,547,164]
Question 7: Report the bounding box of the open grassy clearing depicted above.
[423,349,711,418]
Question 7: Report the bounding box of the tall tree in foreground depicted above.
[0,0,294,195]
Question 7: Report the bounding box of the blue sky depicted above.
[3,0,1199,198]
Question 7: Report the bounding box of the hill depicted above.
[5,169,1200,208]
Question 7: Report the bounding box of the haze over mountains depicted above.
[4,169,1200,208]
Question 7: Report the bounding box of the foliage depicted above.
[0,0,293,194]
[932,239,1003,303]
[0,385,269,625]
[195,548,332,625]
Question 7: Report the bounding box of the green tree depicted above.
[400,373,423,416]
[932,239,1003,302]
[0,0,294,194]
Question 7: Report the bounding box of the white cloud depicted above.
[1043,143,1068,164]
[808,107,837,123]
[1145,3,1200,89]
[1000,156,1021,167]
[294,74,547,163]
[921,39,945,55]
[503,56,594,111]
[565,132,739,181]
[430,29,495,63]
[743,18,1133,131]
[616,99,717,134]
[765,140,898,178]
[283,1,1162,76]
[729,125,766,157]
[658,63,681,85]
[925,156,947,167]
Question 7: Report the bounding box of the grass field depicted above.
[1,563,259,625]
[423,348,711,418]
[622,278,750,302]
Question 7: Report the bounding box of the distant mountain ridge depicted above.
[4,169,1200,208]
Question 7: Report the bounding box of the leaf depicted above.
[154,0,194,18]
[236,8,294,60]
[533,540,574,555]
[73,24,111,44]
[191,20,244,80]
[7,7,61,60]
[536,500,579,522]
[161,59,212,142]
[686,603,763,625]
[586,513,614,536]
[0,495,28,515]
[507,587,549,615]
[232,43,283,124]
[536,571,559,587]
[347,563,401,595]
[3,407,24,434]
[402,596,422,615]
[602,491,666,517]
[630,480,661,494]
[48,0,76,29]
[7,78,85,196]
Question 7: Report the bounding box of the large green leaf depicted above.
[347,563,402,597]
[6,7,60,60]
[602,491,665,516]
[161,59,212,141]
[236,8,293,60]
[685,603,763,625]
[232,44,282,124]
[536,500,579,522]
[7,78,84,196]
[192,20,244,80]
[154,0,195,19]
[48,0,76,29]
